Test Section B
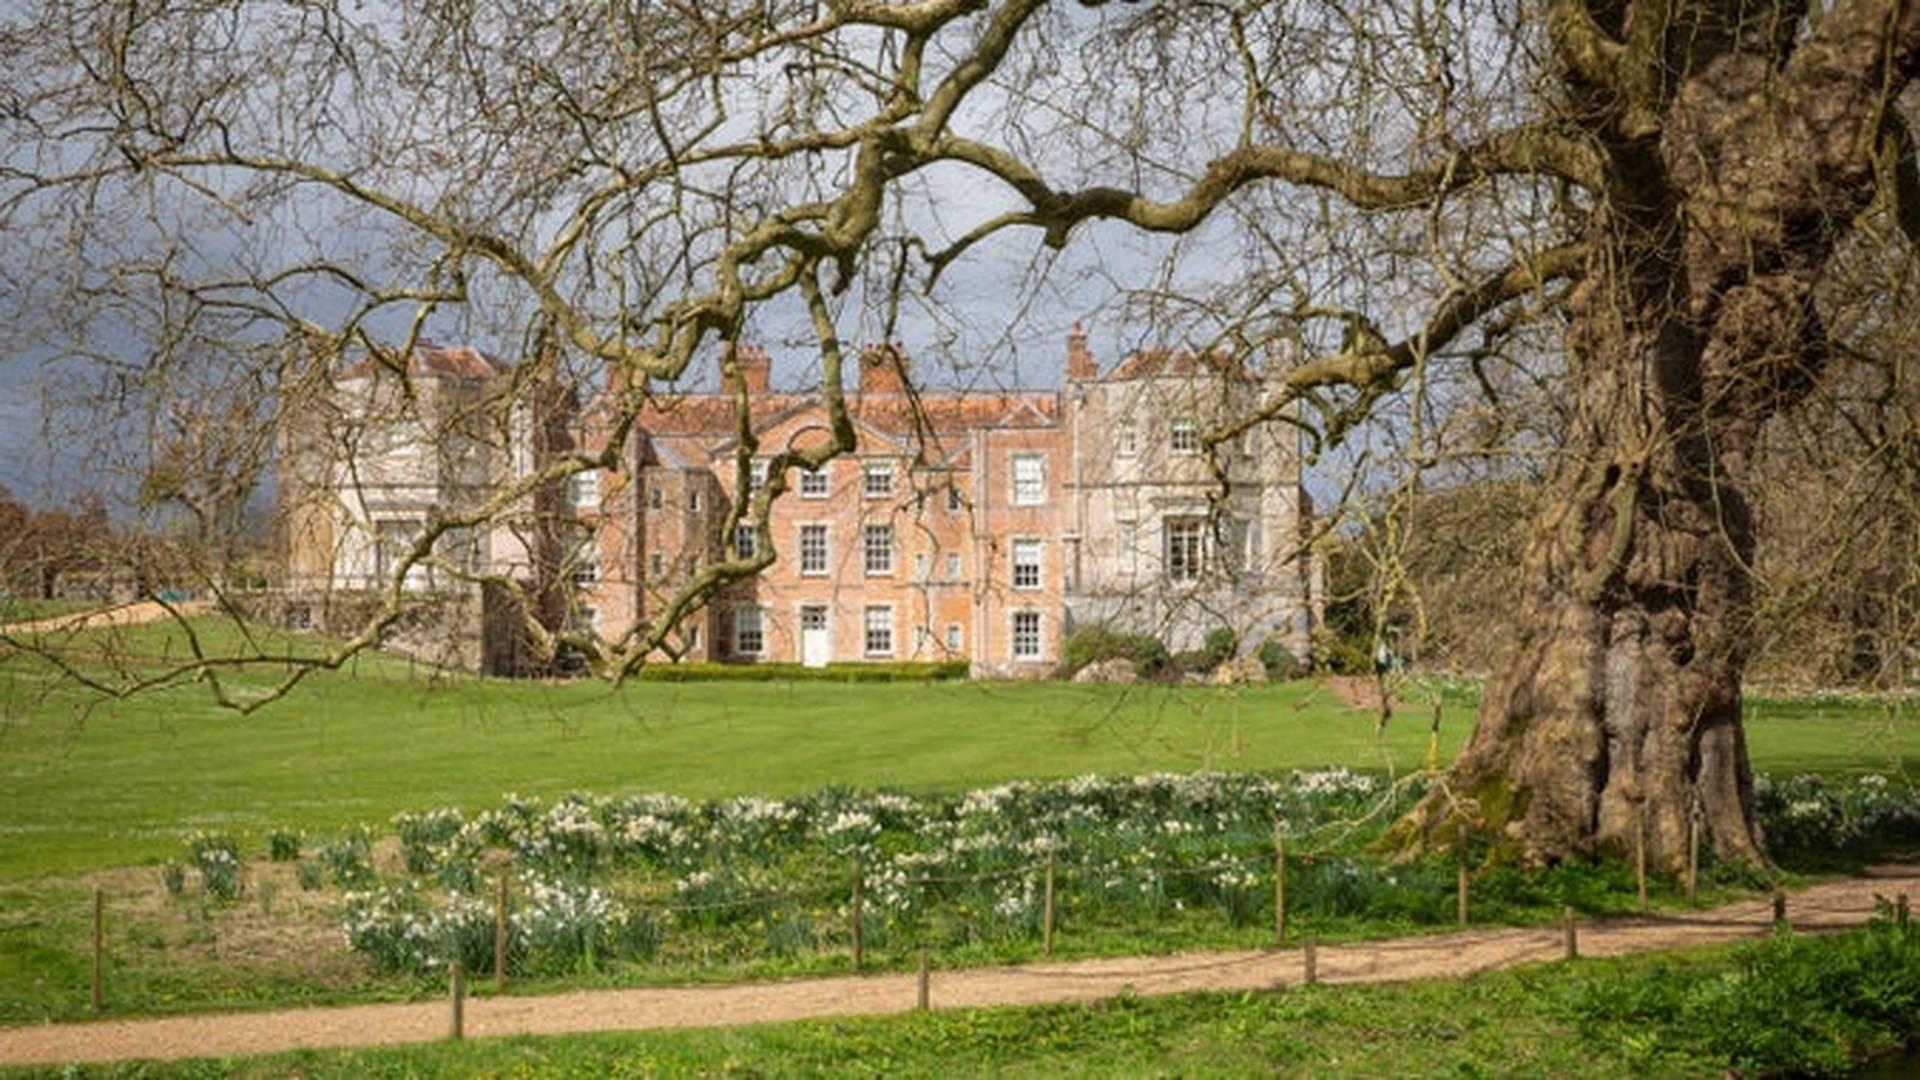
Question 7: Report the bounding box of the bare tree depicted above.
[3,0,1918,867]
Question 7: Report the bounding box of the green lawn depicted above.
[0,620,1913,881]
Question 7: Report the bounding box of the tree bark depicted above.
[1400,0,1920,870]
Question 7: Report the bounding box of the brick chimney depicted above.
[1066,321,1098,381]
[859,341,910,395]
[723,343,771,394]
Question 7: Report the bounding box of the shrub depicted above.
[160,862,187,896]
[639,660,968,683]
[1058,624,1170,679]
[1259,637,1307,680]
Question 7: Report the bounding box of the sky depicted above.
[0,1,1480,513]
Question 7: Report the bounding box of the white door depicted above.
[800,606,830,667]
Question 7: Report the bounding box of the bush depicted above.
[1058,625,1170,679]
[639,660,968,683]
[1259,637,1307,680]
[1170,628,1238,677]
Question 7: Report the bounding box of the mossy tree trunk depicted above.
[1401,0,1920,870]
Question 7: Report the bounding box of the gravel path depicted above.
[0,599,209,636]
[7,865,1916,1068]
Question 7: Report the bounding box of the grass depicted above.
[2,620,1913,883]
[24,926,1920,1078]
[0,598,101,625]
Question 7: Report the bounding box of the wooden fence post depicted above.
[1562,907,1578,960]
[91,887,104,1014]
[1043,851,1056,956]
[1456,822,1470,927]
[1772,891,1788,930]
[1273,819,1287,947]
[449,960,465,1041]
[493,871,509,993]
[916,944,930,1011]
[1303,935,1318,985]
[1898,893,1909,928]
[850,855,865,970]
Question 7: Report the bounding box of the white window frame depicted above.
[1166,517,1205,584]
[748,458,769,494]
[945,623,962,652]
[863,605,894,657]
[946,552,961,579]
[863,522,894,576]
[1011,538,1043,591]
[1117,419,1138,457]
[1010,454,1047,506]
[800,466,829,498]
[946,485,963,512]
[863,461,894,498]
[733,523,758,560]
[568,470,601,510]
[798,523,829,576]
[733,605,765,657]
[1011,610,1042,661]
[1171,418,1200,455]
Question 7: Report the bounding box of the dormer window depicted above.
[1171,418,1200,455]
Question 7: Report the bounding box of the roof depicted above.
[338,340,501,382]
[629,389,1060,440]
[1106,346,1256,383]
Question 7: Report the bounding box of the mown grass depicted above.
[0,598,101,625]
[2,620,1913,883]
[22,923,1920,1079]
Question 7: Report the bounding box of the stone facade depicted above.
[281,330,1321,676]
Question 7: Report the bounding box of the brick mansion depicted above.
[278,328,1323,677]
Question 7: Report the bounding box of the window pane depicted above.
[863,523,893,574]
[800,467,829,497]
[864,606,893,655]
[1171,419,1199,454]
[863,462,893,497]
[1166,518,1203,582]
[1011,455,1046,505]
[735,606,764,655]
[1012,539,1042,589]
[800,524,828,575]
[1012,611,1041,659]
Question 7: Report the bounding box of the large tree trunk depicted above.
[1399,2,1920,870]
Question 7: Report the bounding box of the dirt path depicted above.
[6,866,1916,1068]
[0,599,209,636]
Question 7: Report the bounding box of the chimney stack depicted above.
[1066,322,1098,381]
[859,341,910,395]
[723,343,771,394]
